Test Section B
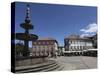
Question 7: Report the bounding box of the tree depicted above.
[15,43,24,57]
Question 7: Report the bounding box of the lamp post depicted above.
[30,53,33,65]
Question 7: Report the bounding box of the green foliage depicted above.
[15,43,24,56]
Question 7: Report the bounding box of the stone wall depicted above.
[15,57,48,67]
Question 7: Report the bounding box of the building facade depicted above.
[58,46,65,56]
[87,34,97,48]
[31,38,58,57]
[64,34,93,55]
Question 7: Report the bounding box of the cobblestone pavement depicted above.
[51,56,97,70]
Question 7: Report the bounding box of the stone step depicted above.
[41,63,59,72]
[16,60,55,71]
[15,60,63,73]
[17,62,57,73]
[54,64,64,71]
[44,64,64,72]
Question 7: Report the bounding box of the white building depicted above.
[31,37,58,57]
[64,34,93,55]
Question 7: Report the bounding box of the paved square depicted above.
[51,56,97,70]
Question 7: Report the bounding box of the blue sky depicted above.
[15,2,97,47]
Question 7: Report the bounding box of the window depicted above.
[51,42,53,44]
[38,42,41,45]
[43,42,45,44]
[47,41,49,44]
[72,41,74,44]
[70,46,72,49]
[69,41,72,44]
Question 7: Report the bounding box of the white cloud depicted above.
[80,23,97,37]
[80,23,97,33]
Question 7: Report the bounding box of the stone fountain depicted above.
[15,4,38,56]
